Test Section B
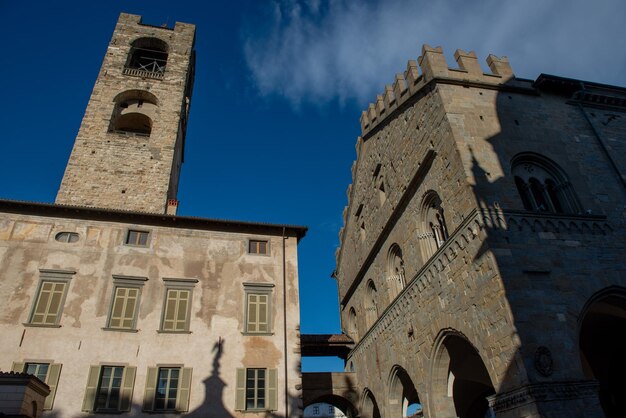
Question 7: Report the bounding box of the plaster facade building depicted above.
[331,46,626,418]
[0,13,305,418]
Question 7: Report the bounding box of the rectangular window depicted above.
[160,278,197,333]
[313,405,320,414]
[246,368,266,410]
[329,405,334,414]
[95,366,124,411]
[235,368,277,411]
[82,365,136,413]
[244,283,274,334]
[13,361,62,410]
[248,239,269,255]
[143,366,192,412]
[125,229,150,246]
[27,270,73,326]
[105,276,147,331]
[155,367,179,411]
[25,362,49,382]
[246,293,269,333]
[162,289,190,332]
[108,287,139,329]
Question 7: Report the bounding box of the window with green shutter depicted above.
[13,361,62,410]
[143,366,192,412]
[27,270,74,327]
[243,283,274,334]
[162,289,190,331]
[82,365,136,412]
[235,368,278,411]
[159,278,197,333]
[105,276,147,331]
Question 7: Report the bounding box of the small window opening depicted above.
[355,204,363,217]
[373,163,382,178]
[249,240,269,255]
[55,232,79,243]
[125,230,149,246]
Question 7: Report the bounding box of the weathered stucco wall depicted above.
[0,209,303,417]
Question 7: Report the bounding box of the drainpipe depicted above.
[576,82,626,190]
[282,227,289,417]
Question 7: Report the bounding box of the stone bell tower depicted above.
[56,13,195,214]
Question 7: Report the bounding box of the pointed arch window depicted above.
[365,280,379,329]
[347,307,358,341]
[419,191,449,262]
[511,154,580,214]
[387,244,405,301]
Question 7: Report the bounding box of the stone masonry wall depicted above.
[56,13,195,214]
[334,45,625,417]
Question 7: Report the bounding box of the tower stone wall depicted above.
[334,45,626,418]
[56,13,195,214]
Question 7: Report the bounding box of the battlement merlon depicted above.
[117,12,196,34]
[359,45,514,135]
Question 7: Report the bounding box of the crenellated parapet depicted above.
[360,45,514,136]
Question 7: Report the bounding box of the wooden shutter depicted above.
[163,289,190,331]
[267,368,278,411]
[11,362,25,372]
[44,363,62,410]
[82,365,100,412]
[176,367,192,412]
[110,287,138,329]
[258,294,269,332]
[143,367,158,411]
[235,368,246,410]
[247,294,257,332]
[119,366,136,412]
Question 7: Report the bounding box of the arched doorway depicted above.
[306,395,358,418]
[361,389,381,418]
[431,332,495,418]
[388,366,422,417]
[579,288,626,418]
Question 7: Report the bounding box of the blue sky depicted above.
[1,0,625,372]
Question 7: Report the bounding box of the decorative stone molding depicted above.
[487,380,600,413]
[478,207,612,235]
[349,208,484,356]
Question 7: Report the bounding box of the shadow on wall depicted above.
[457,78,625,417]
[39,338,303,418]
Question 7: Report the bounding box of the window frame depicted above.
[159,278,198,333]
[54,231,79,243]
[124,229,151,247]
[143,365,192,413]
[103,275,147,332]
[82,364,136,413]
[26,270,74,327]
[235,368,278,412]
[13,361,62,410]
[243,283,274,335]
[248,239,270,256]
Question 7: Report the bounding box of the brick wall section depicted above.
[55,13,195,214]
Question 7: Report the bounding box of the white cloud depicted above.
[243,0,626,107]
